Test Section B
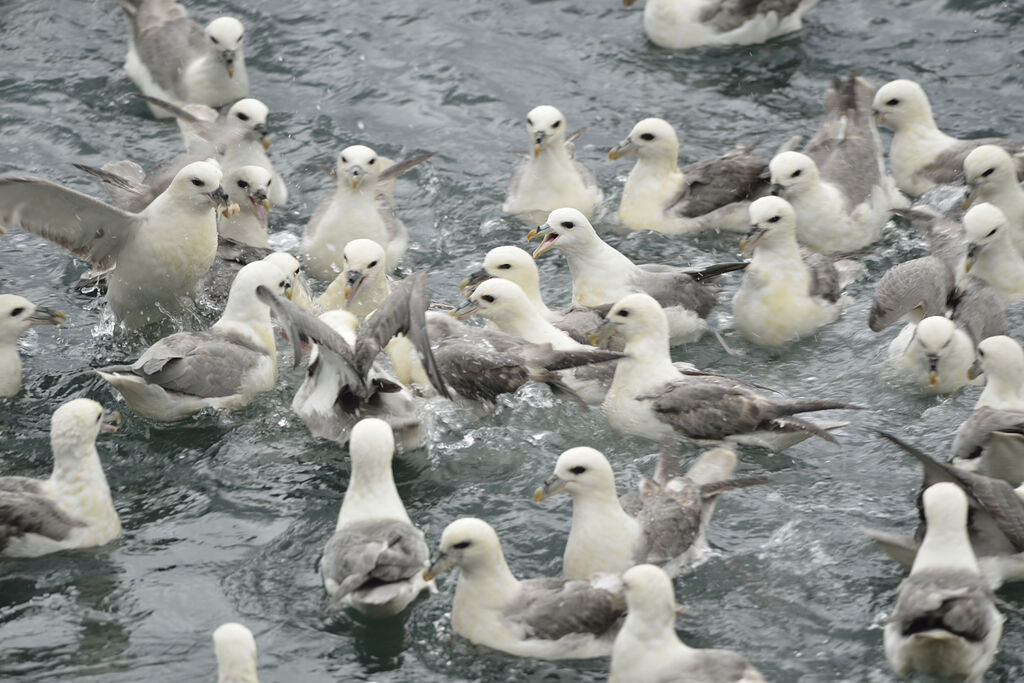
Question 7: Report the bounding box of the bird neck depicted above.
[564,244,635,307]
[0,345,22,397]
[977,369,1024,409]
[213,300,275,353]
[453,551,520,612]
[913,515,979,575]
[620,603,682,645]
[217,657,259,683]
[338,464,410,527]
[622,327,672,368]
[48,443,119,529]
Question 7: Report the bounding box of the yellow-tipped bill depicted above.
[928,370,939,387]
[962,188,977,211]
[262,136,271,150]
[423,552,455,582]
[534,473,567,502]
[608,138,636,161]
[588,318,616,347]
[29,306,66,326]
[100,409,122,433]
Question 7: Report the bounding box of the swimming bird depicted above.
[1,399,121,557]
[599,292,853,450]
[213,622,259,683]
[503,106,603,224]
[96,260,290,421]
[219,166,273,248]
[610,564,766,683]
[118,1,248,117]
[872,79,1024,197]
[884,482,1003,682]
[962,145,1024,252]
[534,445,765,579]
[529,208,747,345]
[257,272,450,451]
[952,336,1024,486]
[320,419,435,617]
[963,203,1024,303]
[891,316,978,395]
[863,432,1024,590]
[622,0,819,51]
[0,295,65,398]
[769,76,904,253]
[0,161,228,330]
[460,245,607,345]
[609,117,768,234]
[315,239,392,318]
[302,146,433,279]
[732,196,844,346]
[423,517,624,659]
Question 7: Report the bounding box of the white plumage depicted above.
[213,622,259,683]
[0,294,64,398]
[963,203,1024,303]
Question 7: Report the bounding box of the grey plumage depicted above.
[504,578,623,641]
[950,276,1008,346]
[888,570,996,643]
[0,478,84,552]
[869,256,954,332]
[801,248,841,302]
[118,0,205,101]
[699,0,815,32]
[667,150,769,220]
[919,139,1024,187]
[953,406,1024,486]
[321,518,429,607]
[893,206,966,273]
[632,261,749,318]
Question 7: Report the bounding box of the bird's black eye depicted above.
[639,133,655,141]
[986,228,997,237]
[368,260,378,268]
[293,268,300,276]
[526,118,533,126]
[340,156,347,164]
[886,98,899,106]
[210,35,219,45]
[10,307,24,317]
[237,33,244,42]
[552,120,561,128]
[453,541,470,549]
[981,168,995,178]
[267,179,273,185]
[792,170,802,177]
[498,263,511,270]
[279,280,286,288]
[979,349,986,357]
[561,221,574,229]
[237,180,249,189]
[482,295,495,303]
[617,309,629,317]
[237,112,249,121]
[191,178,204,186]
[570,466,586,474]
[368,158,376,165]
[95,413,102,423]
[768,215,781,223]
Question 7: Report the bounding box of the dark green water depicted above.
[1,0,1023,680]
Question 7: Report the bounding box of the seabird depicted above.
[315,239,392,318]
[257,272,450,451]
[609,117,768,235]
[534,445,766,579]
[216,166,273,248]
[963,202,1024,303]
[1,399,121,557]
[96,260,290,421]
[733,196,844,346]
[872,79,1024,197]
[610,564,766,683]
[890,316,978,395]
[863,432,1024,589]
[213,622,259,683]
[963,145,1024,251]
[969,335,1024,412]
[423,517,624,659]
[461,245,607,346]
[503,106,603,224]
[598,292,853,450]
[621,0,819,51]
[884,482,1003,681]
[0,295,65,398]
[320,419,435,617]
[0,161,228,330]
[529,208,747,345]
[769,76,905,254]
[302,146,433,279]
[118,1,249,116]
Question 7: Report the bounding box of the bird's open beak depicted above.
[344,270,366,306]
[608,138,637,161]
[967,358,983,381]
[528,224,558,258]
[533,473,567,502]
[222,50,235,78]
[964,244,978,273]
[247,190,270,229]
[740,226,768,258]
[28,306,66,326]
[460,268,490,296]
[533,131,547,157]
[423,551,455,581]
[100,409,122,434]
[350,166,364,189]
[588,317,616,346]
[927,355,940,387]
[451,298,480,319]
[962,186,978,211]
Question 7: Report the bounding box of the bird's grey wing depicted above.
[800,248,841,302]
[921,138,1024,186]
[322,519,428,600]
[868,256,953,332]
[805,76,882,207]
[432,341,529,403]
[890,571,996,642]
[356,272,450,398]
[630,268,716,317]
[642,380,764,440]
[953,407,1024,462]
[129,1,203,99]
[699,0,811,32]
[378,152,436,184]
[72,162,151,212]
[635,485,703,566]
[571,158,600,197]
[508,579,621,640]
[950,275,1008,345]
[0,177,140,269]
[671,152,768,218]
[109,331,267,398]
[892,206,966,272]
[255,285,359,371]
[0,480,85,552]
[553,305,606,346]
